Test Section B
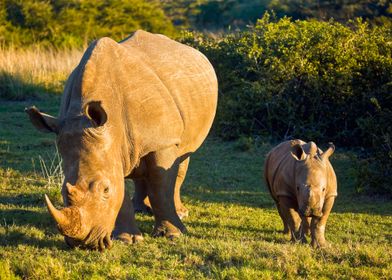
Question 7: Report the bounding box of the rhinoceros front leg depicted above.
[310,196,335,248]
[113,183,143,244]
[145,146,186,238]
[132,178,152,214]
[277,205,289,234]
[278,196,306,243]
[174,157,190,219]
[301,217,312,236]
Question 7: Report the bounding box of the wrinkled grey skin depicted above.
[25,30,218,250]
[264,140,337,248]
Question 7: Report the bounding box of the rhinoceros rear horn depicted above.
[45,194,82,238]
[85,101,107,127]
[321,142,335,161]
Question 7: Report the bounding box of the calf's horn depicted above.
[44,194,82,238]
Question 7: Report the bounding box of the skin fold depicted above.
[26,30,218,250]
[264,140,337,248]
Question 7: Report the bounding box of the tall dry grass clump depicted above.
[0,46,82,100]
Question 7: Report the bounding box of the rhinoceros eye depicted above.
[103,186,109,194]
[322,187,326,192]
[296,186,299,191]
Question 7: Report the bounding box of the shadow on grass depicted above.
[0,71,54,101]
[0,227,67,250]
[0,194,47,208]
[0,208,69,250]
[184,186,275,209]
[0,208,54,231]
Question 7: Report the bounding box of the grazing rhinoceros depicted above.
[25,30,217,250]
[264,140,337,247]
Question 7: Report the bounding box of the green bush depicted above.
[0,0,176,48]
[182,14,392,195]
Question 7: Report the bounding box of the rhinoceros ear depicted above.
[321,142,335,161]
[85,101,107,127]
[291,143,306,161]
[25,106,59,133]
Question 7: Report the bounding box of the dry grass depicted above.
[0,47,82,99]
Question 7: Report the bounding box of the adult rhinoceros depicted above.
[26,30,218,250]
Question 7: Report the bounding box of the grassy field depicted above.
[0,49,391,279]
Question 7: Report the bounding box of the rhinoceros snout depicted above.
[65,231,112,251]
[299,207,323,218]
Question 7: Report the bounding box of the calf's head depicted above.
[26,102,124,250]
[290,141,335,218]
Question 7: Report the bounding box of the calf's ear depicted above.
[25,106,59,133]
[321,142,335,160]
[291,142,306,161]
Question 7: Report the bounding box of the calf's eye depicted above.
[103,186,109,193]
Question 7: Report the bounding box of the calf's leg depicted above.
[278,196,306,243]
[311,196,335,248]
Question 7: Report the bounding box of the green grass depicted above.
[0,97,391,280]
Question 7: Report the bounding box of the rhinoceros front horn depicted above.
[44,194,82,238]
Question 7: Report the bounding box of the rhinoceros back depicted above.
[119,30,218,155]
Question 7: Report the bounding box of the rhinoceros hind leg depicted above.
[174,157,190,219]
[113,184,143,244]
[145,147,187,239]
[132,179,153,215]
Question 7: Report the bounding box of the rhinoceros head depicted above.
[26,102,125,250]
[290,141,335,218]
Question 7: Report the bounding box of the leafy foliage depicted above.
[0,0,175,48]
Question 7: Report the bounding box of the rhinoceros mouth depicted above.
[299,208,323,218]
[65,226,112,251]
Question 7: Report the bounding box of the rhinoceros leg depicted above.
[132,179,152,214]
[278,196,306,243]
[301,217,312,236]
[311,196,335,248]
[145,146,186,238]
[174,157,189,219]
[277,205,289,234]
[113,183,143,244]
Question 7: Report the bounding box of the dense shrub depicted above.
[182,14,392,195]
[0,0,175,48]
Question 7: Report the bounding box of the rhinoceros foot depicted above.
[114,232,144,244]
[311,238,329,249]
[152,220,185,239]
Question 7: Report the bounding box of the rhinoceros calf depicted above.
[264,140,337,247]
[26,30,217,250]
